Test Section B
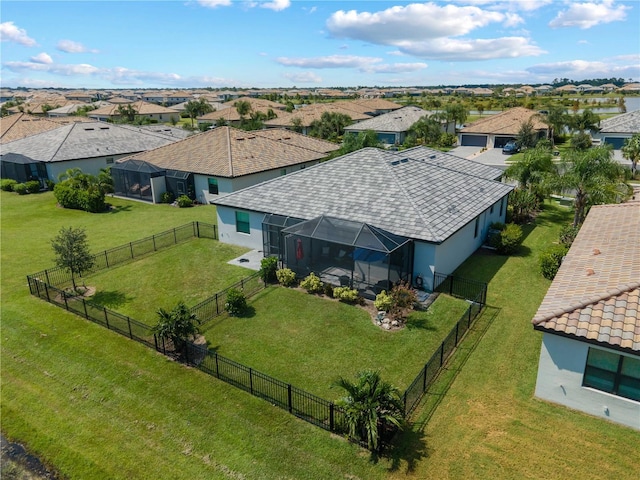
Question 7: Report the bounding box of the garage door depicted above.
[494,137,515,148]
[460,134,487,147]
[603,137,628,149]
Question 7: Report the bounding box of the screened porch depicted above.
[278,215,413,298]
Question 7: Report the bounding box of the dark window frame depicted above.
[208,177,219,195]
[582,348,640,402]
[235,210,251,234]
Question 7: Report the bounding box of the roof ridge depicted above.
[532,281,640,325]
[226,126,234,177]
[50,123,75,163]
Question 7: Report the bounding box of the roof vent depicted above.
[400,158,408,163]
[390,160,400,166]
[430,154,436,159]
[85,128,94,131]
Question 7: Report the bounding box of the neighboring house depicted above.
[334,98,402,117]
[532,202,640,430]
[0,152,48,187]
[263,103,371,134]
[111,127,339,204]
[1,113,69,144]
[87,101,180,123]
[197,97,285,127]
[46,102,111,118]
[212,147,512,294]
[592,110,640,149]
[0,121,181,181]
[458,107,549,149]
[344,105,452,146]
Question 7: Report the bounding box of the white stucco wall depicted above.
[46,155,128,181]
[216,206,264,250]
[412,241,437,291]
[535,333,640,430]
[150,176,165,204]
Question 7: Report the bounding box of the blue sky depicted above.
[1,1,638,89]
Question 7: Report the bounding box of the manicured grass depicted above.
[203,287,470,398]
[3,192,638,479]
[84,239,251,324]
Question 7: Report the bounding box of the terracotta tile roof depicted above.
[116,126,334,178]
[88,100,179,117]
[460,107,548,135]
[264,103,371,128]
[532,203,640,352]
[1,113,71,143]
[254,128,339,154]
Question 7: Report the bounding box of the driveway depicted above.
[449,146,509,170]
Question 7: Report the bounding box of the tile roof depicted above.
[252,128,339,154]
[344,106,430,133]
[597,110,640,134]
[461,107,548,135]
[400,146,504,180]
[116,126,336,178]
[88,100,179,117]
[1,113,66,143]
[532,203,640,352]
[213,147,512,243]
[264,103,372,128]
[1,122,180,162]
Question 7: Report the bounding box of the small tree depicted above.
[51,226,94,291]
[621,133,640,176]
[259,256,278,283]
[153,301,201,348]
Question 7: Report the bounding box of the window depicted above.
[280,168,287,176]
[106,158,114,164]
[583,348,640,402]
[235,211,250,234]
[474,217,479,238]
[499,198,504,216]
[208,177,218,195]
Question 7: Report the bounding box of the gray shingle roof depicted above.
[0,122,180,162]
[214,147,512,243]
[344,106,430,133]
[598,110,640,134]
[400,146,504,180]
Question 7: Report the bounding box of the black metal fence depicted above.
[27,222,217,288]
[402,273,487,415]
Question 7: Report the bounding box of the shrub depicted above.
[53,182,106,212]
[570,132,592,151]
[374,290,393,312]
[323,283,334,297]
[276,268,297,287]
[177,194,193,208]
[25,180,41,193]
[160,191,175,204]
[82,189,107,213]
[259,256,278,283]
[390,281,418,316]
[0,179,17,191]
[13,183,28,195]
[300,272,323,294]
[333,286,360,304]
[45,179,55,191]
[559,223,580,248]
[508,188,538,224]
[224,287,247,316]
[495,223,523,255]
[539,244,569,280]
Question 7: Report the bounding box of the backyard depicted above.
[2,191,639,479]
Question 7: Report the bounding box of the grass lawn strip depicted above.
[82,238,251,324]
[203,287,470,399]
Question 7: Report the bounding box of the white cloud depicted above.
[549,0,629,29]
[325,3,543,61]
[365,62,427,74]
[57,39,98,54]
[260,0,290,11]
[4,61,100,76]
[197,0,232,8]
[276,54,426,74]
[30,52,53,64]
[0,21,37,46]
[283,71,322,83]
[527,58,640,80]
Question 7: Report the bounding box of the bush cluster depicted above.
[559,224,580,248]
[276,268,297,287]
[176,195,193,208]
[374,290,393,312]
[539,244,569,280]
[1,179,17,191]
[13,183,28,195]
[488,222,523,255]
[54,182,106,212]
[224,287,247,316]
[332,286,360,304]
[300,272,323,294]
[259,257,278,283]
[160,191,175,204]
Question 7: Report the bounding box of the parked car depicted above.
[502,141,520,154]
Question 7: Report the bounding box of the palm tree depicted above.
[504,145,556,203]
[234,100,251,120]
[553,145,631,226]
[184,98,214,128]
[333,370,404,451]
[152,301,201,349]
[621,133,640,176]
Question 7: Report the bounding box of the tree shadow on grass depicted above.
[106,204,132,214]
[91,290,131,309]
[404,316,438,331]
[236,305,256,319]
[383,426,429,473]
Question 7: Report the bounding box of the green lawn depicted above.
[84,239,251,324]
[203,287,469,399]
[2,192,638,479]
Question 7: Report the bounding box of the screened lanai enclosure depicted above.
[111,159,164,201]
[264,215,413,298]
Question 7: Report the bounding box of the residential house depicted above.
[593,110,640,149]
[87,101,180,123]
[263,103,371,134]
[532,202,640,430]
[197,97,286,127]
[1,113,71,144]
[335,98,402,117]
[343,106,433,146]
[212,147,512,294]
[0,121,181,182]
[458,107,549,149]
[111,127,339,204]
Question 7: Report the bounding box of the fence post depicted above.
[184,342,190,364]
[104,307,109,329]
[455,322,459,345]
[44,283,51,302]
[105,251,109,268]
[215,352,220,378]
[63,291,69,310]
[154,334,158,351]
[215,293,219,315]
[329,403,335,431]
[127,317,133,339]
[249,368,254,395]
[152,235,157,251]
[440,342,444,366]
[174,228,177,244]
[449,276,454,296]
[288,384,293,413]
[129,242,134,259]
[196,221,200,238]
[33,278,40,297]
[422,363,428,392]
[468,306,472,328]
[83,298,89,319]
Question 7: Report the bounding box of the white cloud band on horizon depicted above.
[549,0,629,29]
[275,54,427,73]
